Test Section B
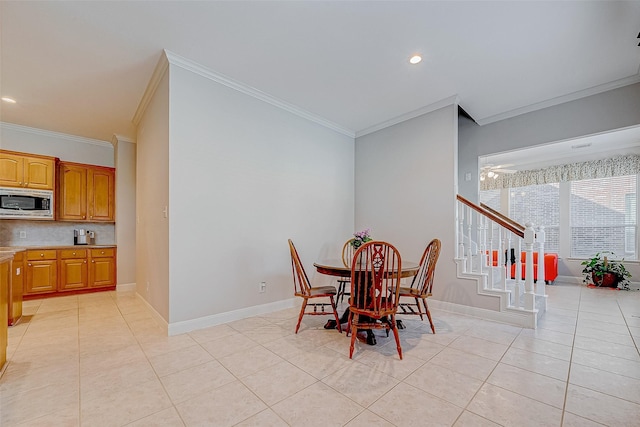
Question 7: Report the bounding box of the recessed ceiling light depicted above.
[409,55,422,65]
[1,97,16,104]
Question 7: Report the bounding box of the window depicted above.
[570,175,637,259]
[509,184,560,253]
[479,189,500,210]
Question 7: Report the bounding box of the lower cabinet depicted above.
[59,249,88,291]
[24,247,116,298]
[25,250,58,295]
[0,256,10,370]
[89,248,116,288]
[9,251,24,325]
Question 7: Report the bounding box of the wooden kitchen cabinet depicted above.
[9,250,24,326]
[59,249,88,291]
[0,150,56,190]
[58,162,115,222]
[0,256,9,371]
[89,248,116,288]
[21,246,116,299]
[25,250,58,295]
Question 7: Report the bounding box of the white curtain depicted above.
[481,154,640,190]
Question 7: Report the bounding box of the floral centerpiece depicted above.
[352,228,372,248]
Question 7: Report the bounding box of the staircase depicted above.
[455,195,548,328]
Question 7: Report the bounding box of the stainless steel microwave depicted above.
[0,187,54,219]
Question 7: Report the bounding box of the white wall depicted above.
[1,122,114,167]
[166,65,354,324]
[113,136,136,288]
[355,105,499,311]
[136,71,170,320]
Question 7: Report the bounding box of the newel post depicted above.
[536,225,546,296]
[523,222,536,311]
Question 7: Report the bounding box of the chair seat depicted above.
[309,286,338,296]
[397,286,431,298]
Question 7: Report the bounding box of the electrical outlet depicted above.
[259,281,266,293]
[19,230,27,239]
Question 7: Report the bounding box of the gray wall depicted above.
[356,104,499,311]
[458,83,640,202]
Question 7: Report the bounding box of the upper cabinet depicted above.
[58,162,115,222]
[0,150,56,190]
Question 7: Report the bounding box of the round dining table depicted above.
[313,258,420,344]
[313,259,420,278]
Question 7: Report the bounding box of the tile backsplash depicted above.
[0,220,116,246]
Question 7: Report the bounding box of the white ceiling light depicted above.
[409,55,422,65]
[1,97,16,103]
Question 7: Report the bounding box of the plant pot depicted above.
[592,272,619,288]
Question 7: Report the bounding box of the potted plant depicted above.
[581,251,631,290]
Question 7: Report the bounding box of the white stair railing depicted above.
[456,195,547,314]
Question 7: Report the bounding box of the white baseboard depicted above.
[135,293,169,335]
[116,282,137,292]
[167,298,298,336]
[429,299,538,329]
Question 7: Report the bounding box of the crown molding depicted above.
[111,134,136,148]
[355,95,460,138]
[132,52,170,126]
[0,122,113,147]
[163,50,355,138]
[476,74,640,126]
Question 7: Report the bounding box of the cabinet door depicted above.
[59,258,88,291]
[58,164,88,221]
[88,167,115,221]
[24,157,55,190]
[25,260,57,295]
[89,256,115,287]
[0,152,23,187]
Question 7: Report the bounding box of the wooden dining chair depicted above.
[336,238,355,303]
[288,239,342,334]
[348,241,403,359]
[396,238,441,334]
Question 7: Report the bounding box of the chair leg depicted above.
[423,299,435,334]
[336,281,344,303]
[390,314,403,360]
[414,297,424,320]
[349,314,358,359]
[329,295,342,333]
[295,299,308,334]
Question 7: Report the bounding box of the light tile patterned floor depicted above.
[1,281,639,426]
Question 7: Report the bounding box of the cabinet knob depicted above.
[101,251,104,254]
[84,260,87,264]
[82,215,86,219]
[92,260,95,263]
[72,252,76,256]
[28,263,32,267]
[40,253,44,257]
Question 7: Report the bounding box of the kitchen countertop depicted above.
[0,245,116,251]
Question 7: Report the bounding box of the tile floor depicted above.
[1,281,639,426]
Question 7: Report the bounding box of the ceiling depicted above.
[1,1,639,143]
